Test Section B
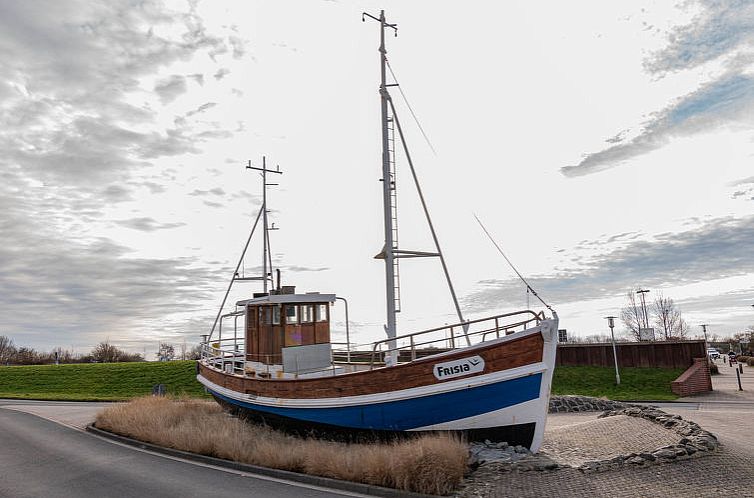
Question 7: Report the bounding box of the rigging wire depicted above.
[385,58,437,156]
[473,213,554,313]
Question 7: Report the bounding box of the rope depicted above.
[473,213,554,313]
[385,58,437,155]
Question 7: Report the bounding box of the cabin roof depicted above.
[236,293,337,307]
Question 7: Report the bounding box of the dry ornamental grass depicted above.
[96,396,468,495]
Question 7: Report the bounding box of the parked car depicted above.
[707,348,720,360]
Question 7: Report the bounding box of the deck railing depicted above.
[200,309,545,374]
[365,310,544,368]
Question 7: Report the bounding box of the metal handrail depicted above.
[200,309,548,374]
[369,310,544,367]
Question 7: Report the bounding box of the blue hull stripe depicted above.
[211,372,543,431]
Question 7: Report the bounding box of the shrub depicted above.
[747,358,754,367]
[709,362,719,375]
[96,397,468,495]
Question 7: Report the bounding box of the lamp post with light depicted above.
[605,316,620,386]
[636,289,650,333]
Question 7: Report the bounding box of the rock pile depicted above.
[549,395,627,413]
[578,405,720,472]
[470,396,720,475]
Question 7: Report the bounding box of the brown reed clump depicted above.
[95,396,468,495]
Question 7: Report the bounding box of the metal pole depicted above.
[208,207,263,340]
[373,10,398,366]
[336,297,351,363]
[637,289,650,332]
[606,316,620,385]
[262,157,268,294]
[386,97,470,346]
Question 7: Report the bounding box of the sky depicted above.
[1,0,753,357]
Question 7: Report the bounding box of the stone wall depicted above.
[670,358,712,397]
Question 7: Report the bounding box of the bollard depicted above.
[740,363,744,374]
[736,368,743,391]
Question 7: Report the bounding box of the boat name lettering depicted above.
[433,356,485,380]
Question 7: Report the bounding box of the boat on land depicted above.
[197,10,558,451]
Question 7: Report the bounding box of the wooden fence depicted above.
[555,340,706,369]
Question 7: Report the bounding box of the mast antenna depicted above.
[208,157,283,340]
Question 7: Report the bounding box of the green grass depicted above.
[0,361,207,401]
[0,361,684,402]
[552,366,685,401]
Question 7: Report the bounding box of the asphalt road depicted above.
[0,407,367,498]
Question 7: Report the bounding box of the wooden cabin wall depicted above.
[247,302,331,365]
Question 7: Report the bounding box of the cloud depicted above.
[562,1,754,177]
[562,73,754,176]
[155,75,188,104]
[190,187,226,197]
[0,1,239,350]
[285,265,330,272]
[465,215,754,311]
[115,217,185,231]
[644,1,754,75]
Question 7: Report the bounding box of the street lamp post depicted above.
[636,289,650,333]
[605,316,621,386]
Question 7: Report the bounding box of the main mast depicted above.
[365,10,399,366]
[364,11,468,362]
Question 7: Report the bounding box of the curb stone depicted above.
[86,424,434,498]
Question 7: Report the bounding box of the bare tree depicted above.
[653,293,680,340]
[0,336,16,365]
[187,344,202,360]
[620,290,645,341]
[91,342,120,363]
[179,339,187,361]
[157,342,175,362]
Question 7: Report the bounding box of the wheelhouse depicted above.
[235,290,337,377]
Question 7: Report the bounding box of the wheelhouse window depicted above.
[259,307,273,325]
[301,304,313,323]
[272,305,281,325]
[284,304,298,324]
[316,304,328,322]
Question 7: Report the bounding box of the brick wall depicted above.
[671,358,712,397]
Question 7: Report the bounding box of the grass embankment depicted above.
[552,366,685,401]
[0,361,206,401]
[96,397,467,495]
[0,361,684,401]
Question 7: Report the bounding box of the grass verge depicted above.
[552,366,685,400]
[95,396,467,495]
[0,361,206,400]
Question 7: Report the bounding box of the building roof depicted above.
[236,293,337,307]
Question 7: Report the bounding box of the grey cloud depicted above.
[214,68,230,80]
[102,185,133,203]
[115,217,185,231]
[644,1,754,76]
[155,75,188,104]
[465,215,754,311]
[190,187,226,197]
[0,1,241,350]
[562,73,754,177]
[285,266,330,272]
[563,1,754,177]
